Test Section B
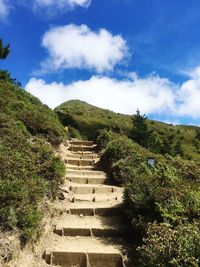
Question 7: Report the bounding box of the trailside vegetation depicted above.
[0,80,66,239]
[100,134,200,266]
[0,39,66,240]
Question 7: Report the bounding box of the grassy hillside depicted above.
[55,100,133,139]
[0,80,66,239]
[55,99,200,159]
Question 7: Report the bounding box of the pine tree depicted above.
[131,109,155,149]
[0,39,10,60]
[195,129,200,140]
[174,140,184,156]
[0,38,11,82]
[160,138,172,155]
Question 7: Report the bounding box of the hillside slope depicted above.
[55,99,200,159]
[55,100,133,139]
[0,80,66,243]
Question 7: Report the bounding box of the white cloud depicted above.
[39,24,128,73]
[0,0,91,20]
[25,73,176,115]
[26,65,200,121]
[34,0,91,9]
[0,0,10,20]
[177,66,200,118]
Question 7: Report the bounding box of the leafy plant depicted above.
[138,223,200,267]
[0,81,66,239]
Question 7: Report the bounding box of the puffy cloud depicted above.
[34,0,91,9]
[0,0,10,20]
[25,73,176,114]
[26,65,200,121]
[0,0,91,20]
[178,66,200,118]
[39,24,128,73]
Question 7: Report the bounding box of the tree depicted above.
[160,138,172,155]
[195,129,200,140]
[0,39,10,60]
[173,140,184,156]
[131,109,155,149]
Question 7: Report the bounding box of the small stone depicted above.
[79,214,84,218]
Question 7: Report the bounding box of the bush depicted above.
[101,136,138,165]
[0,80,66,145]
[100,135,152,184]
[0,117,65,237]
[67,125,82,139]
[0,81,66,239]
[96,129,114,149]
[138,222,200,267]
[100,136,200,264]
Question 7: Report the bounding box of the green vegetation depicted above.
[138,223,200,267]
[130,109,155,149]
[56,100,200,265]
[55,100,200,160]
[55,100,132,140]
[0,81,66,145]
[0,39,10,60]
[0,80,66,239]
[100,135,200,266]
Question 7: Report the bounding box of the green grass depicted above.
[55,99,133,140]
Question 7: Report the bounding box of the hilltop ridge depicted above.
[55,99,200,159]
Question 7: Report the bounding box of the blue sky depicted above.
[1,0,200,125]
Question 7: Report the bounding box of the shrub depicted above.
[96,129,114,149]
[68,125,82,139]
[101,136,137,165]
[138,222,200,267]
[0,118,65,237]
[0,81,66,239]
[101,137,200,242]
[0,80,66,145]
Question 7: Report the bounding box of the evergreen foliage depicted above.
[0,39,10,60]
[130,109,155,149]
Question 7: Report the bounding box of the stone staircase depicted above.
[43,140,131,267]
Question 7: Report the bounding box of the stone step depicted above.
[68,193,123,202]
[67,176,107,184]
[66,158,95,166]
[68,185,119,194]
[54,215,127,238]
[66,164,98,171]
[66,153,99,160]
[71,140,94,146]
[55,227,123,238]
[68,206,123,217]
[44,235,125,267]
[69,145,95,152]
[71,151,95,155]
[67,170,106,177]
[53,201,124,216]
[45,250,125,267]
